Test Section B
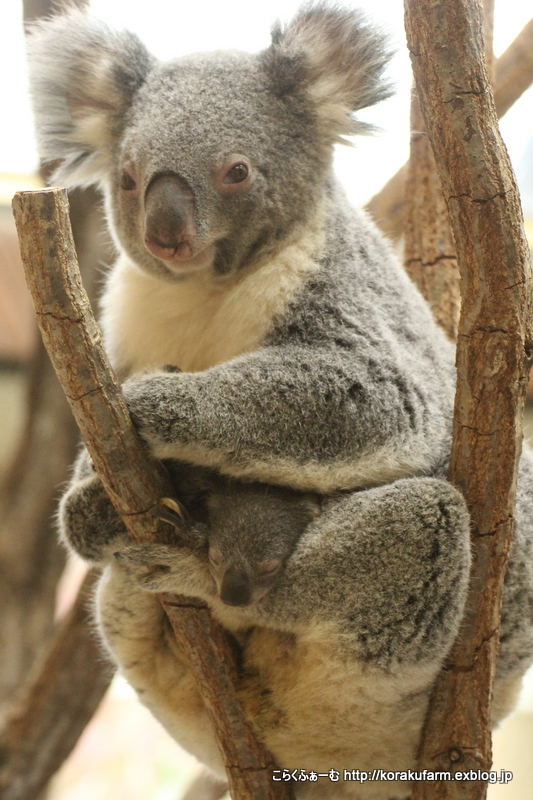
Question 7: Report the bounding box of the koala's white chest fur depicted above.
[100,225,323,377]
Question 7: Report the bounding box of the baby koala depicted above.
[202,481,321,607]
[62,452,321,608]
[137,464,323,607]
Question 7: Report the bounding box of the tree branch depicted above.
[404,1,533,798]
[11,188,293,800]
[403,0,495,342]
[403,94,460,339]
[366,16,533,240]
[493,18,533,118]
[0,570,112,800]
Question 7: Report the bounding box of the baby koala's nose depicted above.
[219,569,251,607]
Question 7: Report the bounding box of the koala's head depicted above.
[205,482,321,607]
[28,4,392,281]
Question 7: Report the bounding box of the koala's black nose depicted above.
[144,173,196,261]
[219,569,252,607]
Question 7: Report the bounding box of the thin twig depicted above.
[493,18,533,118]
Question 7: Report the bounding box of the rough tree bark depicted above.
[403,0,494,342]
[403,95,460,339]
[366,16,533,241]
[11,188,293,800]
[403,2,533,800]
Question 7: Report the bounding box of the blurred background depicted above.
[0,0,532,798]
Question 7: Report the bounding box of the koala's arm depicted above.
[58,448,128,563]
[264,477,471,672]
[123,343,439,493]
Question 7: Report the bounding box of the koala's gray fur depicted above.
[30,2,533,796]
[203,479,321,607]
[60,450,533,798]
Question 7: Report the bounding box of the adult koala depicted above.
[28,2,533,797]
[29,2,453,491]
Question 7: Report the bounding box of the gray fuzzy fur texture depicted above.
[31,2,533,794]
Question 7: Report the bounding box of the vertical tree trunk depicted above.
[404,1,533,798]
[366,16,533,242]
[403,95,460,340]
[403,0,494,343]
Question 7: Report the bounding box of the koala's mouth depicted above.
[147,241,217,275]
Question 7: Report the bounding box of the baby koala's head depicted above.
[205,481,321,608]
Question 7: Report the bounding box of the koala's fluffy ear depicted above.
[265,2,393,144]
[27,11,155,187]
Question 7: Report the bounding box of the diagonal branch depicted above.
[404,1,533,798]
[493,18,533,118]
[11,187,293,800]
[0,569,112,800]
[366,16,533,240]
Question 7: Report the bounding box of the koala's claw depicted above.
[153,496,190,527]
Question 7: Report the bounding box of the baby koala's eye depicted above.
[257,559,281,577]
[120,170,137,191]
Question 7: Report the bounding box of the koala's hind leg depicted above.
[235,479,472,792]
[96,562,224,775]
[270,477,472,675]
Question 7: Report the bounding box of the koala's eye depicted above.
[224,164,248,184]
[257,559,281,577]
[216,156,252,192]
[120,170,137,191]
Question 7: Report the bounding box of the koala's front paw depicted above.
[122,369,184,448]
[112,543,211,597]
[122,367,198,458]
[59,473,129,563]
